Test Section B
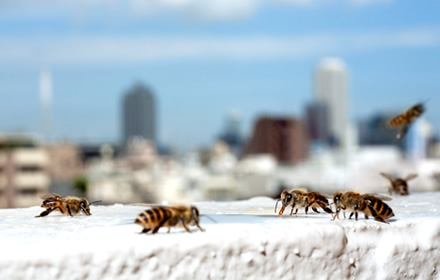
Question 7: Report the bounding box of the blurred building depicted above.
[358,113,404,148]
[304,101,331,145]
[218,110,243,155]
[405,118,434,160]
[122,83,156,148]
[242,116,309,165]
[0,134,50,208]
[315,57,349,147]
[44,142,84,195]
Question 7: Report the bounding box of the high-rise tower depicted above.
[39,67,52,142]
[315,57,348,147]
[122,83,156,147]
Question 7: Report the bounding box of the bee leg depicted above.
[349,212,354,220]
[167,228,171,233]
[139,228,151,234]
[312,207,320,213]
[195,223,205,232]
[343,212,346,219]
[180,218,191,233]
[305,206,309,215]
[35,206,62,217]
[66,205,73,217]
[355,212,359,221]
[152,217,171,234]
[364,214,369,220]
[317,202,333,214]
[289,207,294,216]
[332,208,339,220]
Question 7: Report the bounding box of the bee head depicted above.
[280,191,294,206]
[399,183,409,195]
[80,199,91,216]
[333,192,343,205]
[191,206,200,222]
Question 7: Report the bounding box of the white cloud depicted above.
[129,0,260,21]
[0,27,438,66]
[0,0,392,22]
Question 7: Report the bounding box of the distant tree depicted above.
[72,176,87,195]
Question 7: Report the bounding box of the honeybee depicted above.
[332,191,394,223]
[274,188,307,216]
[35,194,101,217]
[380,172,417,195]
[135,205,204,234]
[275,189,332,216]
[387,103,424,139]
[361,194,394,220]
[332,191,360,220]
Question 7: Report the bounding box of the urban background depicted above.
[1,1,440,207]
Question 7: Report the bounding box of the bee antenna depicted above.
[274,199,281,213]
[200,214,217,224]
[89,200,102,205]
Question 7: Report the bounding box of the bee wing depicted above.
[315,192,332,199]
[40,193,63,200]
[404,173,418,181]
[290,188,307,195]
[363,194,393,201]
[380,172,394,182]
[396,124,410,140]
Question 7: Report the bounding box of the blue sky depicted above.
[1,0,439,150]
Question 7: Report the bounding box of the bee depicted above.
[387,103,424,139]
[135,205,204,234]
[274,188,307,216]
[380,172,417,195]
[361,194,394,221]
[35,194,101,217]
[332,191,360,220]
[293,192,333,215]
[275,189,332,216]
[332,191,394,223]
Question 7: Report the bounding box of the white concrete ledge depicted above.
[1,193,439,279]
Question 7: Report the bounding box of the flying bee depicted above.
[274,188,307,216]
[380,172,417,195]
[387,103,424,140]
[35,194,101,217]
[135,205,204,234]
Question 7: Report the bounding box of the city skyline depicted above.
[0,1,439,150]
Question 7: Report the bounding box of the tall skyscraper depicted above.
[315,57,349,147]
[39,67,52,142]
[305,101,330,145]
[122,83,156,147]
[218,110,243,155]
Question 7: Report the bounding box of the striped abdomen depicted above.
[367,198,394,219]
[135,207,173,229]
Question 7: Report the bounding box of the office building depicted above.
[0,134,50,208]
[305,101,331,145]
[242,116,309,165]
[122,83,156,147]
[315,57,349,147]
